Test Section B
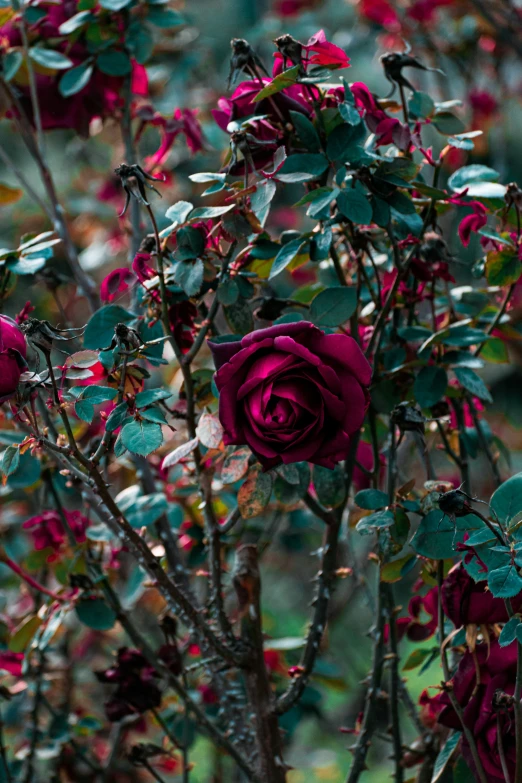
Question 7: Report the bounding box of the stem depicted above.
[345,567,386,783]
[384,585,403,783]
[233,545,286,782]
[121,75,142,261]
[0,555,66,603]
[437,562,488,783]
[498,714,512,783]
[473,282,515,357]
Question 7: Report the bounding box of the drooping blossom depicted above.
[0,315,27,402]
[95,647,162,722]
[135,106,204,171]
[351,82,410,150]
[100,268,134,303]
[23,509,89,562]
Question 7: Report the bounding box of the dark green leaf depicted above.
[59,62,94,97]
[174,258,204,297]
[312,464,346,508]
[454,366,492,403]
[105,402,129,432]
[432,112,466,135]
[499,616,521,647]
[75,599,117,631]
[1,446,20,477]
[253,65,300,101]
[411,510,483,559]
[309,286,357,327]
[120,420,163,456]
[269,238,305,280]
[354,489,389,510]
[3,50,23,82]
[289,110,321,152]
[337,188,372,224]
[448,165,500,191]
[277,154,329,183]
[97,49,132,76]
[356,510,394,535]
[408,91,435,119]
[490,472,522,525]
[83,305,133,349]
[488,564,522,599]
[414,366,447,409]
[29,47,73,70]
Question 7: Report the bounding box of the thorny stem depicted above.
[121,76,142,261]
[384,585,403,783]
[437,561,488,783]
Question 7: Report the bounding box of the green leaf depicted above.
[274,462,310,505]
[135,388,172,407]
[105,402,129,432]
[480,337,509,364]
[29,47,73,70]
[6,255,47,275]
[190,205,234,219]
[9,615,42,653]
[356,510,394,535]
[124,493,168,528]
[58,10,93,33]
[277,154,329,183]
[431,732,462,783]
[269,238,305,280]
[120,420,163,456]
[81,385,119,404]
[290,110,321,152]
[402,647,433,671]
[312,464,346,508]
[486,249,522,286]
[499,616,521,647]
[309,286,357,327]
[354,489,389,510]
[174,258,204,297]
[414,366,448,409]
[165,200,193,224]
[3,50,23,82]
[75,599,117,631]
[146,7,184,26]
[253,65,300,101]
[448,165,500,191]
[454,366,492,403]
[1,445,20,477]
[337,188,372,224]
[99,0,132,9]
[238,469,273,519]
[488,564,522,599]
[326,124,360,161]
[411,510,483,559]
[491,472,522,525]
[59,62,94,97]
[83,304,133,349]
[432,112,466,135]
[408,91,435,119]
[126,23,154,64]
[96,49,132,76]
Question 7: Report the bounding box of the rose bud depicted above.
[0,315,27,402]
[209,322,372,469]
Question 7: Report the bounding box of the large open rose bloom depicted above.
[435,639,517,782]
[210,322,371,469]
[0,315,27,402]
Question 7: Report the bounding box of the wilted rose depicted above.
[210,322,371,469]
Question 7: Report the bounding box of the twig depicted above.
[384,584,403,783]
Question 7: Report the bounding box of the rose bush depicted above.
[210,322,371,469]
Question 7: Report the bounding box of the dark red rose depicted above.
[100,268,133,303]
[168,301,198,354]
[209,322,372,469]
[435,639,517,782]
[95,647,162,722]
[396,587,438,642]
[0,315,27,402]
[442,563,522,627]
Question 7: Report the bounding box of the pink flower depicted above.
[100,268,134,303]
[304,30,350,70]
[23,509,89,562]
[359,0,400,29]
[447,195,488,247]
[351,82,410,149]
[209,321,372,469]
[137,106,203,171]
[0,315,27,402]
[0,651,24,676]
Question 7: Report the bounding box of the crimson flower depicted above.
[100,268,134,303]
[136,106,204,171]
[0,315,27,402]
[23,509,89,562]
[351,82,411,150]
[441,563,522,627]
[210,321,371,469]
[435,639,518,782]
